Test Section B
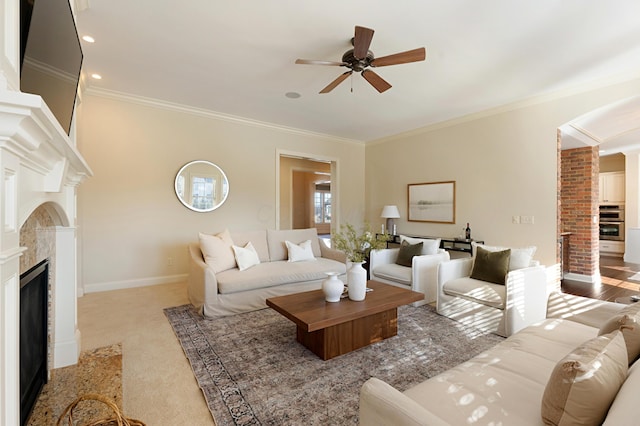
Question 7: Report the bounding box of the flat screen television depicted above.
[20,0,83,136]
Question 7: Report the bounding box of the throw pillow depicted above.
[541,331,628,426]
[599,304,640,365]
[473,243,536,271]
[232,242,261,271]
[199,229,236,273]
[395,240,424,267]
[285,240,316,262]
[399,235,440,255]
[470,246,511,285]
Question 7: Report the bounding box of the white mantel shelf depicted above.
[0,88,92,426]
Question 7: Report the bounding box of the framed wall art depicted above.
[408,181,456,223]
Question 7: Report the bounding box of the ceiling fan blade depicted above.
[371,47,426,67]
[319,71,353,94]
[361,69,392,93]
[295,59,347,66]
[353,26,374,59]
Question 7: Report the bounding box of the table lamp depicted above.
[381,205,400,235]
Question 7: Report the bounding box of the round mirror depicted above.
[175,161,229,212]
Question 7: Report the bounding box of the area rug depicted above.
[164,304,504,426]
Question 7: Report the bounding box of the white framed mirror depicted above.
[175,160,229,212]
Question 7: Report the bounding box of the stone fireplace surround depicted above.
[0,90,92,425]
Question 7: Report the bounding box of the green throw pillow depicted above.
[395,240,423,267]
[470,246,511,284]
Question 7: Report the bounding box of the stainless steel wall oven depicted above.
[599,205,624,241]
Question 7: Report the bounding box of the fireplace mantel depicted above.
[0,88,92,425]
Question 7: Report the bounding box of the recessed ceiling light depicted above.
[285,92,301,99]
[91,73,102,80]
[82,35,95,43]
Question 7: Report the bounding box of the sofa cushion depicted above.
[267,228,321,261]
[285,240,316,262]
[541,330,628,426]
[199,229,236,273]
[400,235,440,255]
[402,319,598,425]
[470,246,510,285]
[217,258,345,294]
[230,230,270,262]
[372,263,412,286]
[232,242,261,271]
[603,360,640,425]
[599,303,640,364]
[395,240,423,267]
[473,242,536,271]
[442,276,505,309]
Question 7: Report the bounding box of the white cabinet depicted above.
[600,240,624,255]
[599,172,625,204]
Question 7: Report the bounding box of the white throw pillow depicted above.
[473,243,536,271]
[232,242,261,271]
[399,235,441,255]
[199,229,236,273]
[285,240,316,262]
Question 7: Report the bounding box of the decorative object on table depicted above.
[408,181,455,223]
[56,393,146,426]
[322,272,344,302]
[332,223,389,263]
[465,222,471,240]
[347,261,367,301]
[380,205,400,236]
[332,223,390,301]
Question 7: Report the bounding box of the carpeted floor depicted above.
[165,303,504,426]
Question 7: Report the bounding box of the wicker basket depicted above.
[56,394,146,426]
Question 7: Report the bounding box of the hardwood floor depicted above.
[562,255,640,301]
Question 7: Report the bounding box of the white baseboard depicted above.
[83,274,188,294]
[562,272,602,285]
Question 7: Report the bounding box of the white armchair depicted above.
[370,243,450,306]
[436,247,547,337]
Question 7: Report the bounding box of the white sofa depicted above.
[369,236,450,305]
[188,228,346,318]
[436,248,547,337]
[360,292,639,425]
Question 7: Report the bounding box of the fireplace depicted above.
[0,90,93,425]
[20,259,49,425]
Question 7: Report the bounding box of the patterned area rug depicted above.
[164,303,504,426]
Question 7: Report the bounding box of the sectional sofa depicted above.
[188,227,347,318]
[359,292,639,425]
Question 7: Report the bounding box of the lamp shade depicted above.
[380,205,400,219]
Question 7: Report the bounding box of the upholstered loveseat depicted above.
[188,228,346,318]
[360,292,640,425]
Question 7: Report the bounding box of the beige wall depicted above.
[77,95,364,290]
[365,78,640,268]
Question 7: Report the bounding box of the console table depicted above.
[378,234,483,256]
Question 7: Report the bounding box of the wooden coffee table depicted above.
[266,280,423,360]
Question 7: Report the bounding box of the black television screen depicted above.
[20,0,83,136]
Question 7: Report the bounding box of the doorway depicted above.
[278,153,336,236]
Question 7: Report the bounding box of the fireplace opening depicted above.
[20,258,49,426]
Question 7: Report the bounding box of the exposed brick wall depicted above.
[560,146,599,277]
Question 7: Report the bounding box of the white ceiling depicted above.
[75,1,640,145]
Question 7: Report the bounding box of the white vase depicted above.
[347,261,367,301]
[322,272,344,302]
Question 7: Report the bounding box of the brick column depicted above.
[560,146,599,278]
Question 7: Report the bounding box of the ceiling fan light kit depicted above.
[296,25,426,94]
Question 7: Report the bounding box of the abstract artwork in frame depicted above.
[408,181,456,223]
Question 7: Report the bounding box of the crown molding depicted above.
[84,87,364,145]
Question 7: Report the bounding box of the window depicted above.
[314,187,331,224]
[191,176,216,210]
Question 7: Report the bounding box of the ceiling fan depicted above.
[295,25,426,94]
